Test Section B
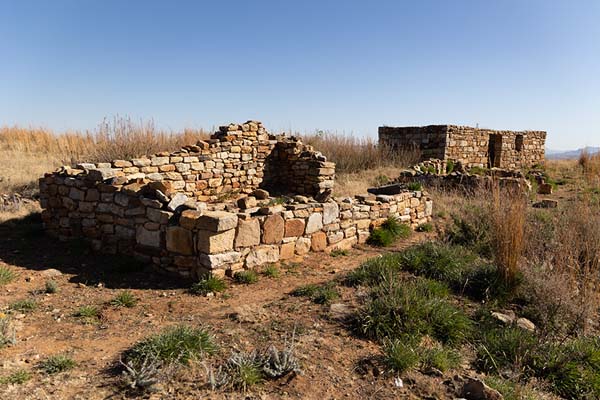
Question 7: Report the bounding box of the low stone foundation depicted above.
[39,121,433,279]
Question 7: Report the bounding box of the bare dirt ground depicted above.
[0,208,472,400]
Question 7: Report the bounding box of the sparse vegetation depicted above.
[44,279,58,294]
[367,216,411,247]
[261,264,281,278]
[110,291,138,308]
[9,298,37,313]
[39,354,77,374]
[0,265,16,286]
[190,276,227,295]
[406,181,422,191]
[73,305,100,324]
[416,222,433,232]
[291,282,339,304]
[0,314,16,348]
[124,325,216,366]
[0,370,31,385]
[329,248,349,257]
[233,270,259,284]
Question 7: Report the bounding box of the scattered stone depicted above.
[462,378,503,400]
[252,189,270,200]
[533,199,558,208]
[40,268,63,278]
[516,317,536,332]
[538,183,553,195]
[167,193,188,211]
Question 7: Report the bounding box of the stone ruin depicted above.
[379,125,546,169]
[39,121,433,279]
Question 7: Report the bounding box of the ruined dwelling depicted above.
[379,125,546,169]
[39,121,432,279]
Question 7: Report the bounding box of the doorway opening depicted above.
[488,134,503,168]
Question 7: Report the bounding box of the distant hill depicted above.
[546,146,600,160]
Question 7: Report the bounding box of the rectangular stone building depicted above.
[379,125,546,169]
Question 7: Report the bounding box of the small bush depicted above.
[9,299,37,313]
[367,217,411,247]
[45,280,58,294]
[261,265,281,278]
[110,291,138,308]
[446,160,455,174]
[190,276,227,295]
[73,305,100,324]
[125,325,216,365]
[39,354,76,374]
[0,369,31,385]
[0,265,16,286]
[416,223,433,232]
[383,339,419,373]
[233,270,259,284]
[120,356,162,392]
[447,207,492,257]
[476,326,541,375]
[291,282,339,304]
[357,277,472,345]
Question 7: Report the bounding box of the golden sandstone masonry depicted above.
[39,121,433,279]
[379,125,546,169]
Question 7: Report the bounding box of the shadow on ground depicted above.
[0,212,190,290]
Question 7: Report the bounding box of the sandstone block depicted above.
[197,211,238,232]
[197,228,235,253]
[295,237,311,255]
[305,213,323,234]
[252,188,269,199]
[262,214,284,244]
[245,245,279,268]
[311,232,327,252]
[179,210,203,230]
[235,218,261,248]
[322,202,339,225]
[237,196,257,209]
[136,226,161,247]
[166,226,194,255]
[284,218,305,237]
[198,251,241,269]
[280,242,295,260]
[167,193,188,211]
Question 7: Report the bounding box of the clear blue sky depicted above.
[1,0,598,149]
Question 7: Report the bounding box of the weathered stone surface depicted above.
[322,201,339,225]
[295,237,311,255]
[245,245,279,268]
[538,183,553,195]
[166,226,194,255]
[533,199,558,208]
[88,168,116,181]
[280,242,295,259]
[197,229,235,253]
[136,226,161,247]
[237,196,257,209]
[235,219,261,248]
[516,317,536,332]
[461,377,503,400]
[197,211,238,232]
[284,218,305,237]
[311,232,327,252]
[262,214,284,244]
[305,213,323,234]
[147,208,172,224]
[252,189,269,200]
[167,193,188,211]
[198,251,241,269]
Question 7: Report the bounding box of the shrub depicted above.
[446,207,492,257]
[367,217,411,247]
[120,356,162,392]
[45,280,58,294]
[476,326,541,375]
[190,276,227,295]
[125,325,216,365]
[233,270,259,284]
[9,299,37,313]
[110,291,138,308]
[291,282,339,305]
[39,354,76,374]
[261,265,281,278]
[0,265,16,286]
[73,305,100,324]
[446,160,455,174]
[383,339,419,373]
[0,370,31,385]
[356,277,472,345]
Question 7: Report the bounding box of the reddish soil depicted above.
[0,212,473,400]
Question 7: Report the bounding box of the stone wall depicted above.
[379,125,546,169]
[39,121,432,279]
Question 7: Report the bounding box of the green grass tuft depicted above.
[383,339,420,373]
[0,369,31,385]
[190,276,227,295]
[261,264,281,278]
[292,282,339,304]
[329,249,349,257]
[407,181,423,191]
[110,291,138,308]
[9,299,37,313]
[73,305,100,324]
[0,265,16,286]
[234,270,259,284]
[39,354,76,374]
[367,217,411,247]
[45,280,58,294]
[125,325,216,365]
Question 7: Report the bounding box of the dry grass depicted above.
[490,185,526,286]
[578,150,600,187]
[0,117,209,195]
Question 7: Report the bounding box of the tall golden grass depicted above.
[579,150,600,187]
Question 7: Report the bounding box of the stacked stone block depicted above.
[39,120,433,279]
[379,125,546,169]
